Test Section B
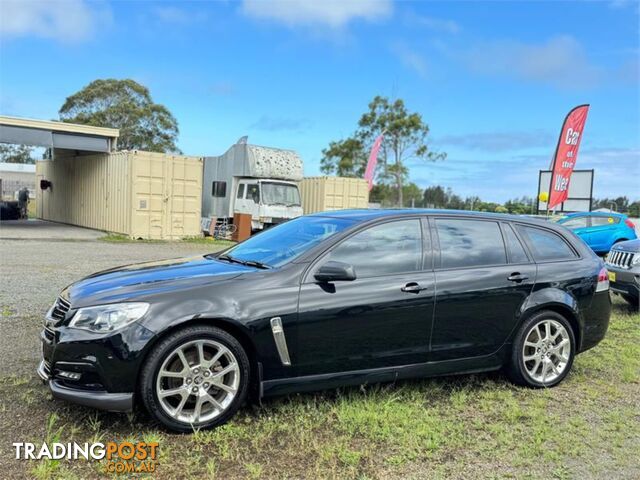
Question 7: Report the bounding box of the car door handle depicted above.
[508,273,529,283]
[401,282,427,293]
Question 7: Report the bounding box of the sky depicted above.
[0,0,638,203]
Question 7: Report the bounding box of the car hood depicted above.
[612,238,640,252]
[62,255,255,307]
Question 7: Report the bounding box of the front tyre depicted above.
[507,311,576,388]
[140,325,250,432]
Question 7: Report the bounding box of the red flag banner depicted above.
[364,134,384,191]
[548,104,590,210]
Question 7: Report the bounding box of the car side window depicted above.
[502,224,529,264]
[591,216,619,226]
[561,216,588,229]
[237,184,245,199]
[516,225,577,261]
[435,219,506,268]
[326,220,423,278]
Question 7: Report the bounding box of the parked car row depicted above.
[555,211,639,309]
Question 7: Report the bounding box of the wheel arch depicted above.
[135,317,260,402]
[519,302,581,350]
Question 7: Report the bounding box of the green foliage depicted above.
[59,79,180,153]
[320,137,367,177]
[0,143,34,164]
[321,95,445,206]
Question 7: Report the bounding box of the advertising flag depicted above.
[364,134,384,191]
[548,104,590,210]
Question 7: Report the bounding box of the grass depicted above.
[2,298,638,479]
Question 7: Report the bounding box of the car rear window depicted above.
[435,219,507,268]
[591,216,620,226]
[559,216,588,229]
[516,225,577,262]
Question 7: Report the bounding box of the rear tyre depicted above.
[140,325,250,432]
[506,311,576,388]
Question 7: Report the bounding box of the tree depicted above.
[423,185,447,208]
[0,144,34,164]
[320,137,367,177]
[59,79,180,153]
[358,96,444,206]
[321,96,444,206]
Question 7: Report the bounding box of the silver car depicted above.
[606,239,640,309]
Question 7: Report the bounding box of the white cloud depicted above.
[390,42,428,78]
[240,0,393,28]
[411,14,460,34]
[463,35,602,89]
[0,0,112,43]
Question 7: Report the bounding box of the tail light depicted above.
[596,267,609,292]
[624,218,636,229]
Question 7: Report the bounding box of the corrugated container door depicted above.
[130,152,166,239]
[130,152,203,240]
[164,155,203,239]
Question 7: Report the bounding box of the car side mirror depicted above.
[314,261,356,283]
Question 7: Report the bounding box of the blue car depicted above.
[556,212,638,254]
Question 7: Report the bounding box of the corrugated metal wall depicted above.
[36,151,203,239]
[129,151,202,240]
[300,177,369,214]
[36,151,130,234]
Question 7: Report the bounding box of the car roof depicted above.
[563,211,626,218]
[309,208,550,225]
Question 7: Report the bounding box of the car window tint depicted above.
[328,220,422,278]
[560,216,588,229]
[503,224,529,263]
[516,225,576,261]
[592,216,619,226]
[436,219,506,268]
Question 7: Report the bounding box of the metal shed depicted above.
[36,150,203,240]
[1,115,203,240]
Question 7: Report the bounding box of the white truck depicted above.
[201,141,304,232]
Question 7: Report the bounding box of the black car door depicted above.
[294,218,436,376]
[429,218,536,362]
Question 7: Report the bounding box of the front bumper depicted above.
[38,360,133,411]
[607,266,640,298]
[38,318,155,412]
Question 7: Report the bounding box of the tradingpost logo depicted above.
[13,441,159,474]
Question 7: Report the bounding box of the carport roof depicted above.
[0,115,119,153]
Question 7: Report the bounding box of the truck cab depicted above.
[201,142,305,233]
[235,179,303,230]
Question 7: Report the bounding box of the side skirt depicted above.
[260,350,507,398]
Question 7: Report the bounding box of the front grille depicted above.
[607,250,636,269]
[43,360,51,377]
[44,326,55,343]
[49,297,71,323]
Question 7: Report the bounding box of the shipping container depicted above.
[36,150,203,240]
[300,177,369,214]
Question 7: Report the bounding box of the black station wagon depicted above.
[38,210,611,432]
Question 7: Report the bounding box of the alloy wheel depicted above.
[522,319,571,384]
[155,339,240,425]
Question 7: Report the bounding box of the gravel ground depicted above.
[0,238,219,379]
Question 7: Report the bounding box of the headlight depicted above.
[632,255,640,267]
[68,303,149,332]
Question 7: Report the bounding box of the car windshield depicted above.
[219,216,355,267]
[261,182,301,206]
